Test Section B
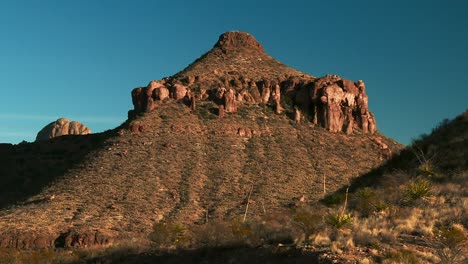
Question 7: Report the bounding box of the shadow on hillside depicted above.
[0,130,118,209]
[72,246,323,264]
[322,111,468,204]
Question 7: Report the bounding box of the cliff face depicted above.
[130,31,376,135]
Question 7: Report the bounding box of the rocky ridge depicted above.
[131,31,376,135]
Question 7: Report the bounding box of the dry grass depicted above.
[0,107,465,263]
[0,101,399,253]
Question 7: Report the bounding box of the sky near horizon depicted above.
[0,0,467,145]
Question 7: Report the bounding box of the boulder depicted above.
[36,118,91,141]
[153,86,170,101]
[171,83,188,100]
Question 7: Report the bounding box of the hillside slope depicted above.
[0,101,400,249]
[0,31,402,251]
[317,111,467,263]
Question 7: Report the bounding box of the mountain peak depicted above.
[130,32,378,136]
[213,31,264,52]
[173,31,307,81]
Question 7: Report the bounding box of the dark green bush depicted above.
[150,222,188,248]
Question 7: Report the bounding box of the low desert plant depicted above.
[150,222,188,248]
[292,208,323,244]
[417,161,439,178]
[191,220,239,247]
[384,248,419,264]
[432,224,467,264]
[231,217,253,241]
[352,188,389,216]
[326,211,353,229]
[404,178,431,203]
[326,188,352,229]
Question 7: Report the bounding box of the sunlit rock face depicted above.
[36,118,91,141]
[129,31,377,134]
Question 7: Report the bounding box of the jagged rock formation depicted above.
[129,31,377,134]
[36,118,91,141]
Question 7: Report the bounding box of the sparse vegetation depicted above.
[432,224,467,263]
[292,207,323,244]
[326,211,353,229]
[404,178,431,203]
[150,222,188,248]
[352,187,388,216]
[384,249,420,264]
[0,87,465,263]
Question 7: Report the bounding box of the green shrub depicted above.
[352,188,390,217]
[321,192,345,207]
[404,179,431,202]
[150,222,188,248]
[293,208,323,244]
[325,211,352,229]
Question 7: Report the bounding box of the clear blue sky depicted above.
[0,0,466,144]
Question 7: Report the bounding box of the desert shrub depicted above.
[191,220,238,248]
[404,179,431,203]
[0,248,63,264]
[432,224,467,264]
[354,232,380,248]
[190,214,295,248]
[321,192,345,207]
[352,188,389,217]
[150,222,188,248]
[252,213,295,245]
[326,211,353,229]
[292,208,323,244]
[417,161,439,178]
[384,249,419,264]
[230,218,253,241]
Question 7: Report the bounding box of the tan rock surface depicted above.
[36,118,91,141]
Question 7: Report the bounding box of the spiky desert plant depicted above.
[326,188,353,229]
[404,178,431,202]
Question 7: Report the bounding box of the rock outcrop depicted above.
[36,118,91,141]
[128,31,378,135]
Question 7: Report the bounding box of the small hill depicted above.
[0,31,401,257]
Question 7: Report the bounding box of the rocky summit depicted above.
[0,31,401,250]
[131,31,376,135]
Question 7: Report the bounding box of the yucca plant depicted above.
[405,178,431,201]
[325,211,353,229]
[326,187,353,229]
[403,179,431,204]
